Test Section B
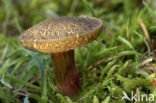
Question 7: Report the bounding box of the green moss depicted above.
[0,0,156,102]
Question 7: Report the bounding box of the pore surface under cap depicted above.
[19,16,102,53]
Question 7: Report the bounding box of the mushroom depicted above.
[19,16,103,97]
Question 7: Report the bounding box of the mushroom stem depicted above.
[51,50,80,97]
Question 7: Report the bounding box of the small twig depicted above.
[14,88,40,94]
[87,55,118,72]
[141,57,153,67]
[138,19,150,43]
[30,75,41,84]
[112,95,118,99]
[2,87,13,91]
[138,19,156,78]
[138,18,154,52]
[15,92,27,96]
[135,88,139,103]
[106,29,113,39]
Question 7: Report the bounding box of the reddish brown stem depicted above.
[51,50,80,97]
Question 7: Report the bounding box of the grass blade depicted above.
[25,49,47,103]
[82,0,96,16]
[6,75,40,90]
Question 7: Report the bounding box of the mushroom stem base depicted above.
[51,50,80,97]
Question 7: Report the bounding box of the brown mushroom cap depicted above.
[19,16,103,53]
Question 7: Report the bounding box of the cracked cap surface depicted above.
[19,16,103,53]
